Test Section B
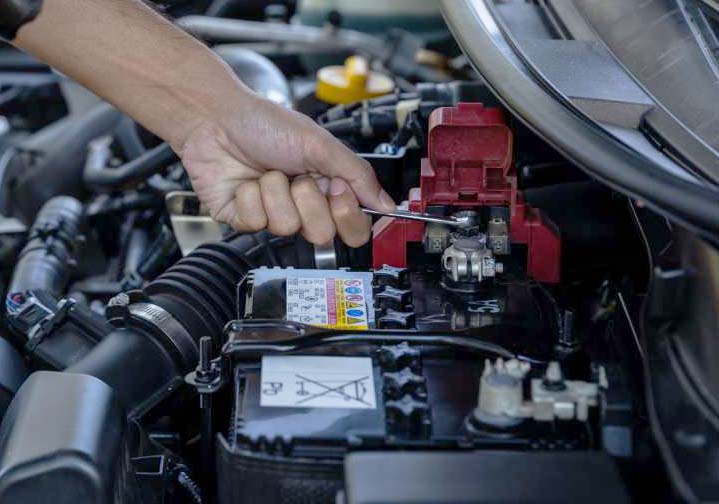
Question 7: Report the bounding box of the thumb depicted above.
[304,128,395,212]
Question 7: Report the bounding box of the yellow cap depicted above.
[316,56,394,105]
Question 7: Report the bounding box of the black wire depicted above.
[224,319,522,360]
[532,282,563,343]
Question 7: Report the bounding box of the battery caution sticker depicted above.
[260,355,376,409]
[286,276,369,330]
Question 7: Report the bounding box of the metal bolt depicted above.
[559,310,577,346]
[108,292,130,306]
[542,361,567,391]
[199,336,213,374]
[545,362,562,382]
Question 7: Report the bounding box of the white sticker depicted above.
[285,277,369,330]
[260,355,376,409]
[286,277,329,326]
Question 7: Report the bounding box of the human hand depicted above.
[178,96,395,247]
[13,0,395,247]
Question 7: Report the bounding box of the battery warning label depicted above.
[260,355,376,409]
[286,277,369,329]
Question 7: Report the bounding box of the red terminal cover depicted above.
[421,102,514,210]
[372,103,560,283]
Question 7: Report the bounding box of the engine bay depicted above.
[0,2,685,503]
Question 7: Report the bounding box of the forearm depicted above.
[13,0,250,149]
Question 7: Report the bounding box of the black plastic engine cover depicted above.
[343,451,628,503]
[0,371,127,504]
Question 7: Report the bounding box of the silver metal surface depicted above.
[442,235,502,284]
[214,45,293,108]
[361,207,473,228]
[487,217,510,255]
[422,223,451,254]
[165,191,223,256]
[313,241,338,269]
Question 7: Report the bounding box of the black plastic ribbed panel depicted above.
[145,242,248,341]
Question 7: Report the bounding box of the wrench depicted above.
[361,207,473,228]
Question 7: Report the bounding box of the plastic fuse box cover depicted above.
[243,268,376,330]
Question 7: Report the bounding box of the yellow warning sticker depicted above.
[286,277,369,330]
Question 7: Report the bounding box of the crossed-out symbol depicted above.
[295,374,371,406]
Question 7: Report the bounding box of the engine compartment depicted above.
[0,2,675,503]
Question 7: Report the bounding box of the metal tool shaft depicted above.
[361,208,470,228]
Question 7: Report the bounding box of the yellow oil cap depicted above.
[316,56,394,105]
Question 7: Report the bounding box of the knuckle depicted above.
[260,170,287,186]
[332,203,354,220]
[302,129,336,169]
[304,228,335,246]
[345,229,371,248]
[209,207,225,223]
[233,215,266,232]
[235,201,267,232]
[341,218,371,248]
[356,161,376,185]
[229,219,251,232]
[290,177,317,199]
[269,217,301,237]
[245,213,268,231]
[234,181,257,199]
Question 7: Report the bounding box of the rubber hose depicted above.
[83,141,178,190]
[7,103,122,223]
[8,196,83,297]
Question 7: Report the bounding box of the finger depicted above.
[310,173,330,195]
[328,177,372,248]
[231,180,267,232]
[259,170,301,236]
[304,129,395,213]
[290,176,336,245]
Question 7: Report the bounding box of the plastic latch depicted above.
[23,298,76,352]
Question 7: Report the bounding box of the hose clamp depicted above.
[127,302,198,368]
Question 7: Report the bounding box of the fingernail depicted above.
[329,177,348,196]
[379,190,396,211]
